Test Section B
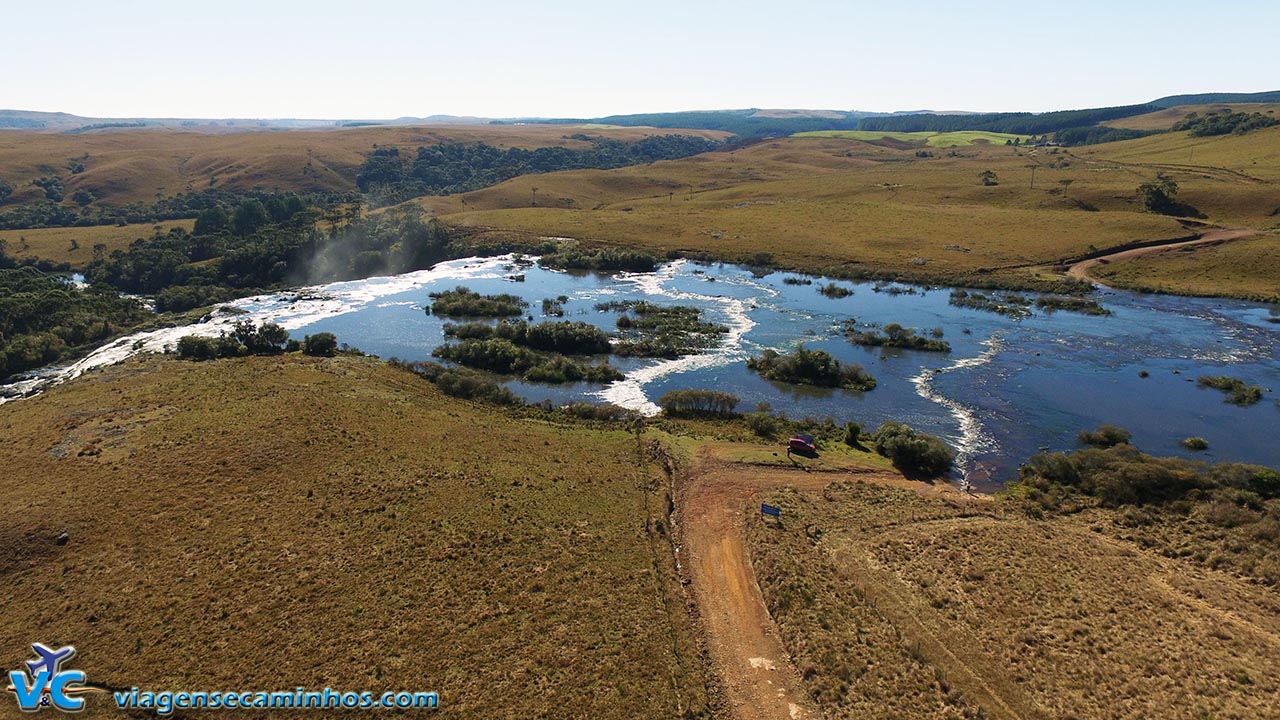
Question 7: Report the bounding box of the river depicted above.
[4,255,1278,487]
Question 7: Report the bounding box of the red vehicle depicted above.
[787,434,816,453]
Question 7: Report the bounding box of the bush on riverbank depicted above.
[175,319,289,361]
[393,359,524,406]
[658,389,740,417]
[872,421,954,476]
[432,338,622,384]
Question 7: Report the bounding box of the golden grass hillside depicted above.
[407,129,1280,294]
[0,124,729,206]
[0,220,194,267]
[0,354,709,719]
[1103,103,1280,131]
[1090,231,1280,300]
[748,481,1280,719]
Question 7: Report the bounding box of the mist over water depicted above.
[5,255,1278,488]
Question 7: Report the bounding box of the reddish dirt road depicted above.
[1067,228,1257,283]
[676,451,911,720]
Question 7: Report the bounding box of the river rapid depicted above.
[5,255,1278,488]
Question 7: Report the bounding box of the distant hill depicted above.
[1151,91,1280,108]
[0,110,497,134]
[494,109,887,138]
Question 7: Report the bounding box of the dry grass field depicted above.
[0,220,194,267]
[0,354,710,718]
[747,480,1280,719]
[401,126,1280,296]
[1090,230,1280,300]
[0,124,729,206]
[1102,103,1280,131]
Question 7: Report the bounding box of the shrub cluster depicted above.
[443,319,611,355]
[747,345,876,391]
[872,421,955,476]
[1016,443,1279,507]
[658,389,740,416]
[818,283,853,299]
[1198,375,1264,406]
[538,247,658,273]
[1077,424,1132,448]
[1034,295,1111,316]
[603,301,728,358]
[427,286,527,317]
[393,359,523,406]
[432,338,621,384]
[175,319,290,361]
[847,323,951,353]
[948,289,1032,318]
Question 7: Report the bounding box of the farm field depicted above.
[0,353,710,719]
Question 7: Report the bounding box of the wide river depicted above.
[6,255,1278,487]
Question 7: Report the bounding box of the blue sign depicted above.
[761,503,781,517]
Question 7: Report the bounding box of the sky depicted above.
[5,0,1279,119]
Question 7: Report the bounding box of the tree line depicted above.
[355,135,722,205]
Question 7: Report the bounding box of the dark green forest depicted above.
[0,265,150,379]
[1171,110,1279,136]
[355,135,722,205]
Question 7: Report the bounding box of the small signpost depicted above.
[761,503,781,518]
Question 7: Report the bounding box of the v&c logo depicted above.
[6,644,88,713]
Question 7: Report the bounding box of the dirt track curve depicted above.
[1067,228,1258,283]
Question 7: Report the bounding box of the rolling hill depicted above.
[0,124,730,206]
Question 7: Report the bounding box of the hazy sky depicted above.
[6,0,1278,118]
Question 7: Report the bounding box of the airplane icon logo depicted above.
[26,645,76,680]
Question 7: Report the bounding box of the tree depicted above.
[303,332,339,357]
[1138,173,1179,214]
[0,180,12,202]
[194,206,230,235]
[232,200,269,235]
[232,319,289,354]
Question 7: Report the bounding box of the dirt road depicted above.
[676,450,907,720]
[1067,228,1257,283]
